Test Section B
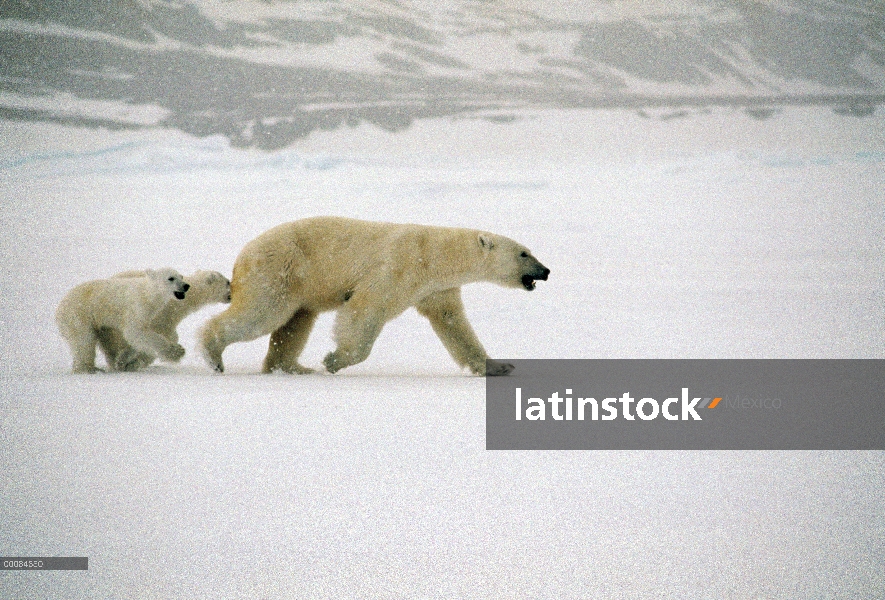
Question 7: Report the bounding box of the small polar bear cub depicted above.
[96,270,232,371]
[56,268,190,373]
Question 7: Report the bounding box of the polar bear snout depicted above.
[172,281,190,300]
[521,264,550,291]
[172,283,191,300]
[149,268,190,300]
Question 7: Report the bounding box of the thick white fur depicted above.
[56,269,189,373]
[199,217,549,375]
[96,270,232,371]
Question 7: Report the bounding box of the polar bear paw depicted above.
[161,344,186,363]
[484,360,515,376]
[114,348,150,372]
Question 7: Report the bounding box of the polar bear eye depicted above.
[168,276,175,282]
[520,252,528,258]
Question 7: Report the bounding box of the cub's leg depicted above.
[96,327,154,372]
[263,308,318,374]
[121,324,185,365]
[416,288,513,376]
[59,320,101,374]
[95,327,124,370]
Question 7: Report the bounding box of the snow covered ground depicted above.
[1,106,884,597]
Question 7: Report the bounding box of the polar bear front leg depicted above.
[122,325,185,364]
[96,327,155,371]
[416,288,514,376]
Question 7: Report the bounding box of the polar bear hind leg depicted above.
[322,292,390,374]
[263,308,319,374]
[201,296,300,373]
[58,316,101,374]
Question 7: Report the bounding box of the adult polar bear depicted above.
[199,217,549,376]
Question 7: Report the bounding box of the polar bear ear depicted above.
[478,234,495,251]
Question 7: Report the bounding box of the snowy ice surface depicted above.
[1,107,884,598]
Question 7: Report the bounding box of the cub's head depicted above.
[478,233,550,291]
[187,270,232,304]
[146,268,190,300]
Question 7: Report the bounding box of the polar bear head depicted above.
[478,233,550,291]
[187,270,232,304]
[146,268,190,300]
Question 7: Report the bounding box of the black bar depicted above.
[0,557,88,570]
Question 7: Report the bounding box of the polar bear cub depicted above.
[96,270,231,371]
[56,268,190,373]
[199,217,550,376]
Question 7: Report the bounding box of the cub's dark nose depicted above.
[538,267,550,281]
[183,283,190,291]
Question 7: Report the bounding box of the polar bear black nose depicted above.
[183,283,190,291]
[539,267,550,281]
